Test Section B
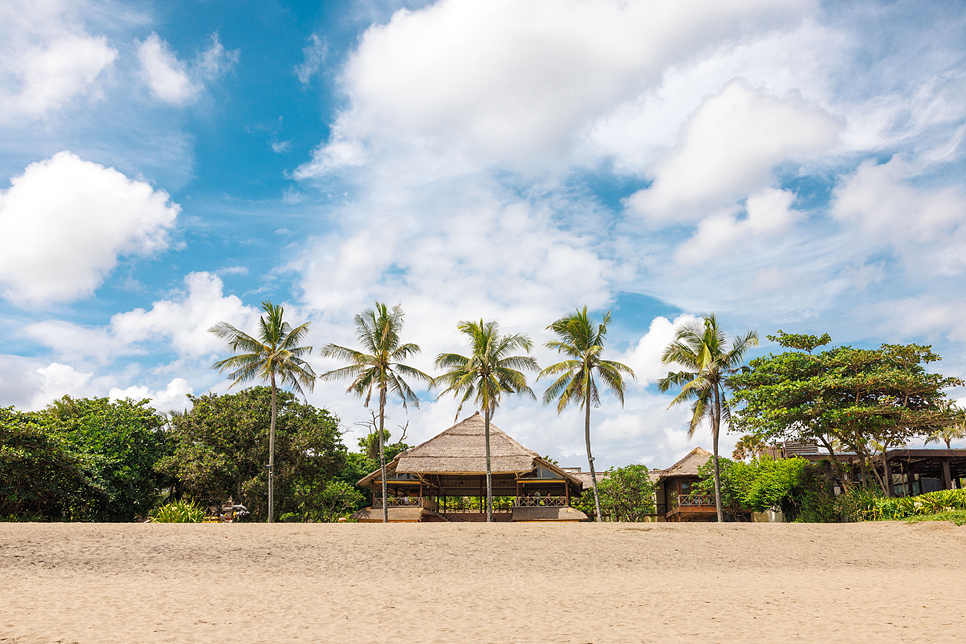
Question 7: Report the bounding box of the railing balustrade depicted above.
[373,496,436,511]
[677,494,716,507]
[514,495,567,507]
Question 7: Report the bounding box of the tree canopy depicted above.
[729,332,963,492]
[159,387,345,522]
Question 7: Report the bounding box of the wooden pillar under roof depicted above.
[942,459,953,490]
[885,458,895,497]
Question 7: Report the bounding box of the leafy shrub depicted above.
[694,456,838,522]
[837,487,966,522]
[149,499,205,523]
[576,464,655,521]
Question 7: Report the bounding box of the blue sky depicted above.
[2,0,966,468]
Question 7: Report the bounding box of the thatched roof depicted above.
[395,412,540,475]
[658,447,712,479]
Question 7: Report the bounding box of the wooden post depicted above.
[884,458,895,497]
[565,482,570,507]
[942,460,953,490]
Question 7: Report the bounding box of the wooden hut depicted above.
[352,412,588,522]
[654,447,720,522]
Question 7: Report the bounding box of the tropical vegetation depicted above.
[540,307,635,522]
[319,302,432,522]
[209,300,316,522]
[434,319,539,522]
[729,331,963,494]
[658,314,759,522]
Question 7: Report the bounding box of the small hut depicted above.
[654,447,718,522]
[352,412,588,522]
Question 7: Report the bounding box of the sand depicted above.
[1,521,964,644]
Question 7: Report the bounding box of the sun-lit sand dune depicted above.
[2,521,964,644]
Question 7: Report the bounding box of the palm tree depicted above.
[539,307,635,522]
[658,314,758,523]
[434,320,539,522]
[318,303,432,523]
[926,405,966,449]
[209,301,316,523]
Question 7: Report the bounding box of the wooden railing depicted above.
[373,496,436,511]
[677,494,716,507]
[514,495,568,507]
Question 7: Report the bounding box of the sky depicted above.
[2,0,966,469]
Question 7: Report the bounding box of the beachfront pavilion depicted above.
[791,445,966,496]
[352,412,588,522]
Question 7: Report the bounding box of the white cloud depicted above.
[111,272,259,358]
[618,314,698,386]
[137,32,238,105]
[624,80,840,223]
[674,188,798,265]
[23,272,259,362]
[0,152,179,305]
[109,377,193,412]
[0,1,118,120]
[294,33,328,85]
[831,155,966,246]
[29,362,100,410]
[298,0,814,175]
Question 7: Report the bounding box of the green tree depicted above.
[158,387,345,521]
[209,301,316,522]
[539,307,635,522]
[730,333,963,494]
[576,464,655,522]
[659,314,759,522]
[43,396,166,521]
[319,302,432,523]
[0,406,98,520]
[435,319,538,522]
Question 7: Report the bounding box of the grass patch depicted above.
[904,510,966,526]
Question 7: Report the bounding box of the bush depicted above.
[694,456,838,522]
[837,487,966,522]
[149,499,205,523]
[576,464,655,521]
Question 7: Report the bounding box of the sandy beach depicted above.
[1,521,964,643]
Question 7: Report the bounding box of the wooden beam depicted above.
[942,459,953,490]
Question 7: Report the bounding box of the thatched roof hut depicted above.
[354,412,587,522]
[658,446,712,480]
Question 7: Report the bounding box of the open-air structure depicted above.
[352,412,588,522]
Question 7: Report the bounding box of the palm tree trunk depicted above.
[379,384,388,523]
[268,372,276,523]
[485,407,493,522]
[712,385,723,523]
[586,376,602,522]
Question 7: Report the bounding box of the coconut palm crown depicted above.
[318,302,432,522]
[539,307,635,522]
[434,319,539,522]
[658,314,758,522]
[209,300,316,523]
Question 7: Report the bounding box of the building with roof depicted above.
[352,412,588,522]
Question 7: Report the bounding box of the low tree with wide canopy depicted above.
[730,332,963,494]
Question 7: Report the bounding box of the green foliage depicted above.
[41,396,168,521]
[0,406,98,520]
[731,335,963,493]
[575,464,655,521]
[149,498,205,523]
[158,387,345,521]
[837,487,966,522]
[694,456,838,522]
[904,510,966,526]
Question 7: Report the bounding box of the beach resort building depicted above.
[352,412,588,522]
